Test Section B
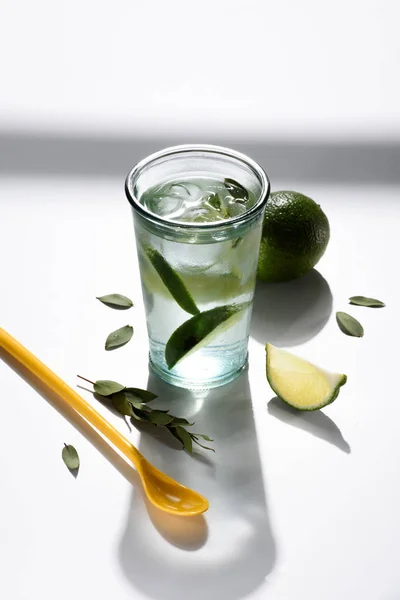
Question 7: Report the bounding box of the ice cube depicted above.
[146,194,183,217]
[179,206,225,223]
[154,181,203,219]
[170,182,202,201]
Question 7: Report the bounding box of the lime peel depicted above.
[265,343,347,411]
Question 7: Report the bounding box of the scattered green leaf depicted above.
[62,444,80,470]
[105,325,134,350]
[349,296,385,308]
[144,246,200,315]
[336,312,364,337]
[96,294,133,309]
[93,379,125,396]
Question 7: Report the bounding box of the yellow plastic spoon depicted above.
[0,328,209,516]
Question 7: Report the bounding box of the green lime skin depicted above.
[257,191,330,283]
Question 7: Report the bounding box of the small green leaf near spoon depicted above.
[62,443,80,470]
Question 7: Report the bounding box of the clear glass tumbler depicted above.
[125,145,270,389]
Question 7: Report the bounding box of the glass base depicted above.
[149,353,248,390]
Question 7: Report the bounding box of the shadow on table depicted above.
[1,129,400,184]
[268,397,350,453]
[118,369,276,600]
[250,269,333,347]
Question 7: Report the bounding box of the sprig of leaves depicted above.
[77,376,214,453]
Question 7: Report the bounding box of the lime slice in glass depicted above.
[166,302,251,369]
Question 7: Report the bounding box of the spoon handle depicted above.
[0,327,146,470]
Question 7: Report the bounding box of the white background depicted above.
[1,1,400,599]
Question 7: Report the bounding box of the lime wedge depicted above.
[166,302,251,369]
[265,343,347,411]
[144,246,199,315]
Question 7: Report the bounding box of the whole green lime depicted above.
[257,191,330,282]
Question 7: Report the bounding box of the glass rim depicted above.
[124,144,270,230]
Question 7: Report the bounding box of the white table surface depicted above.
[1,1,400,598]
[1,167,400,600]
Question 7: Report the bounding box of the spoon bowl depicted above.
[138,456,209,515]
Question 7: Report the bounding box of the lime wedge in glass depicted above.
[166,302,251,369]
